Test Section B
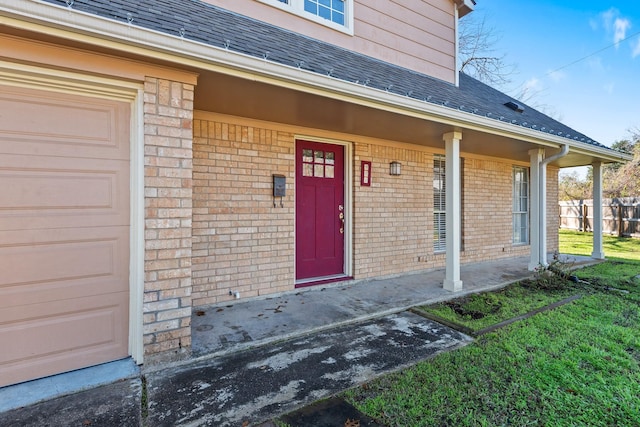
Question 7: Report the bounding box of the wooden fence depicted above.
[559,198,640,237]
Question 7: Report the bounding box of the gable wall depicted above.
[200,0,457,84]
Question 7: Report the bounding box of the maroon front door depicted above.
[296,140,345,282]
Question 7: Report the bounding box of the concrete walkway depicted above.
[148,311,472,426]
[0,254,597,426]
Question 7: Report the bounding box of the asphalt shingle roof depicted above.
[43,0,605,148]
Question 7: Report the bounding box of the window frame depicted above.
[512,166,530,245]
[259,0,354,34]
[433,154,446,253]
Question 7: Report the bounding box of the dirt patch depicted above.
[443,294,503,320]
[279,397,386,427]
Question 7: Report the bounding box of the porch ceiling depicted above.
[195,71,601,167]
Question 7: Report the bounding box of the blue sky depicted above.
[470,0,640,147]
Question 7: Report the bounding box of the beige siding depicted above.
[355,0,455,78]
[191,113,539,306]
[201,0,457,83]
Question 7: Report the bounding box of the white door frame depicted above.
[293,134,353,282]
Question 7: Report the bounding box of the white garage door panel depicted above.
[0,85,129,160]
[0,293,128,387]
[0,226,129,307]
[0,154,129,231]
[0,83,131,387]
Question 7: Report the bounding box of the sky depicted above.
[468,0,640,148]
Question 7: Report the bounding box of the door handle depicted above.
[339,211,345,234]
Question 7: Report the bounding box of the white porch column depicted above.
[528,149,543,270]
[592,161,605,259]
[540,145,569,266]
[443,131,462,291]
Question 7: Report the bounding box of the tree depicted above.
[604,130,640,198]
[559,171,592,201]
[458,13,559,118]
[610,138,636,154]
[604,138,635,174]
[559,130,639,200]
[458,14,515,87]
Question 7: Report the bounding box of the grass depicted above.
[415,280,577,332]
[344,232,640,426]
[559,229,640,261]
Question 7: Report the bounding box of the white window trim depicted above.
[258,0,354,35]
[513,166,530,245]
[433,154,446,253]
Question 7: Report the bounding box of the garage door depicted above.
[0,84,130,387]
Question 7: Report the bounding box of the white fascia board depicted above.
[567,145,632,163]
[2,0,627,163]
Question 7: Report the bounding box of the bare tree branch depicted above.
[458,14,516,87]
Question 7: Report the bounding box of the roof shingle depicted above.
[43,0,604,147]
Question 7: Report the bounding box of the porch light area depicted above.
[389,161,401,176]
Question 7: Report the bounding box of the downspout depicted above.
[539,144,569,266]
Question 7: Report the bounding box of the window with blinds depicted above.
[433,155,446,252]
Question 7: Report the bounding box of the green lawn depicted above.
[345,232,640,426]
[414,281,577,332]
[559,229,640,261]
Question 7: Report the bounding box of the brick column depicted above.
[143,77,194,356]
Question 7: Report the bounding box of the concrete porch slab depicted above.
[189,254,597,359]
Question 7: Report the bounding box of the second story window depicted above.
[304,0,345,26]
[262,0,351,32]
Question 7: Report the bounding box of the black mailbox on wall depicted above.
[273,174,286,197]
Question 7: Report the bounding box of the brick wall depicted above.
[459,157,530,262]
[190,114,555,307]
[354,150,531,278]
[353,143,434,277]
[143,77,194,355]
[192,117,295,307]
